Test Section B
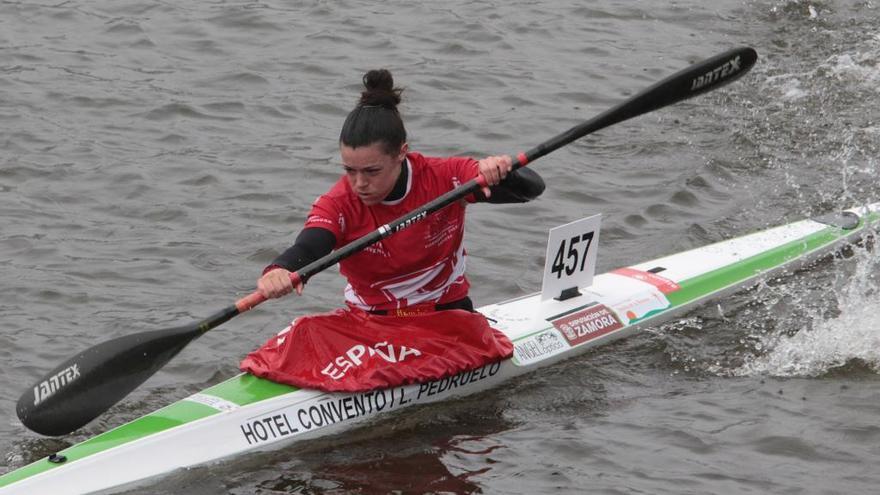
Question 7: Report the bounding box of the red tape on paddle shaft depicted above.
[235,292,266,312]
[234,271,303,313]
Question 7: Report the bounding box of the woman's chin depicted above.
[358,195,380,205]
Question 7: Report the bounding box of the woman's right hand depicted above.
[477,154,513,198]
[258,268,304,299]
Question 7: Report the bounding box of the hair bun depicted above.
[360,69,403,109]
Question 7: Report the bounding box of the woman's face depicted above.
[340,142,408,206]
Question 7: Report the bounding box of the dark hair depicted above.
[339,69,407,155]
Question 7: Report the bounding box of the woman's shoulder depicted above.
[407,152,478,178]
[318,175,352,199]
[312,176,359,213]
[408,151,475,166]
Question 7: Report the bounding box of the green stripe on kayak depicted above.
[0,400,218,487]
[0,374,297,488]
[202,372,297,406]
[667,220,868,308]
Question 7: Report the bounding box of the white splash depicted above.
[821,39,880,90]
[734,243,880,377]
[780,77,808,101]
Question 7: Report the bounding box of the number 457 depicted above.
[551,232,595,279]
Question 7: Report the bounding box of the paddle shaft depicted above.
[18,46,757,436]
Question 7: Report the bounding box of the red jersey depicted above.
[304,152,480,312]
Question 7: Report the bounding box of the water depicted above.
[2,0,880,493]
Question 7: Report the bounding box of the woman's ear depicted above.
[397,142,409,161]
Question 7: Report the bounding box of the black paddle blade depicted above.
[612,46,758,122]
[520,46,758,165]
[17,325,202,436]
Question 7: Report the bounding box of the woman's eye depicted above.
[343,166,382,176]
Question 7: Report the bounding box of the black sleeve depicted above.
[473,167,546,204]
[269,227,336,272]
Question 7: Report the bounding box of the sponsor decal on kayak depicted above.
[186,393,240,412]
[549,304,624,346]
[612,267,681,294]
[513,329,569,366]
[416,361,501,398]
[321,342,422,381]
[238,362,502,446]
[607,290,670,324]
[240,412,300,445]
[33,364,80,406]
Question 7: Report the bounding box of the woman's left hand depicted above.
[477,155,513,197]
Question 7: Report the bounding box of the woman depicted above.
[241,69,544,391]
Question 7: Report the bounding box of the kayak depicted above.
[1,202,878,494]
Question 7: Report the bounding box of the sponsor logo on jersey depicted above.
[306,215,334,228]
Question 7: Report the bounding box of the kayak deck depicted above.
[2,203,878,494]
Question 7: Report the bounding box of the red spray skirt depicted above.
[240,308,513,392]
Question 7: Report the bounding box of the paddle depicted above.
[17,46,757,437]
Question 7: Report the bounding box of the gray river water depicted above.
[2,0,880,493]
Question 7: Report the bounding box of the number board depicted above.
[540,214,602,301]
